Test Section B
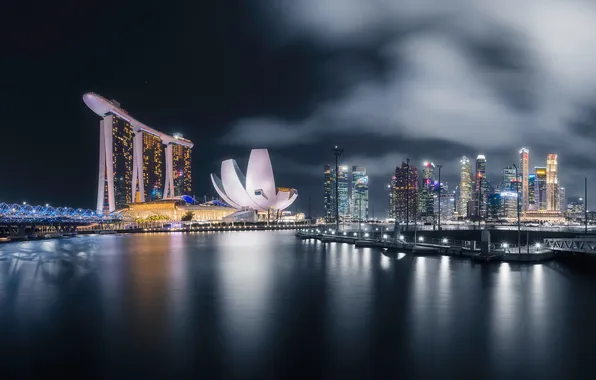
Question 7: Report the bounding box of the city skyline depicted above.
[4,0,596,217]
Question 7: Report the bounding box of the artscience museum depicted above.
[210,149,298,218]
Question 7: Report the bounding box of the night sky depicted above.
[3,0,596,216]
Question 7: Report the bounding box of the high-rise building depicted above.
[458,156,472,217]
[84,93,194,212]
[501,166,516,192]
[338,166,349,217]
[434,190,455,221]
[560,187,567,213]
[419,162,435,220]
[351,166,368,220]
[324,164,335,222]
[520,148,530,211]
[171,139,192,197]
[528,174,536,210]
[387,178,396,219]
[473,155,488,218]
[535,167,547,210]
[142,133,164,201]
[546,154,559,211]
[501,191,519,219]
[393,162,418,223]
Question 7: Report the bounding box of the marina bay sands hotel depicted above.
[83,93,193,213]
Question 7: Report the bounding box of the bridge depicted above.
[0,203,120,239]
[544,237,596,255]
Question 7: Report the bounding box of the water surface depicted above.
[1,231,595,379]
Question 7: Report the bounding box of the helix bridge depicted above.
[0,203,120,224]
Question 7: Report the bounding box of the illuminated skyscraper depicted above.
[458,156,472,217]
[351,166,368,220]
[535,167,547,210]
[393,162,418,222]
[473,155,487,218]
[528,174,536,210]
[324,164,335,222]
[84,93,194,212]
[171,138,192,197]
[419,162,435,219]
[520,148,529,211]
[142,133,164,201]
[560,187,567,212]
[546,154,559,211]
[501,166,516,192]
[338,166,349,217]
[388,177,396,219]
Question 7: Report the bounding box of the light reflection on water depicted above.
[0,231,594,378]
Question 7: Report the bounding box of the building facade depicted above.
[84,93,194,213]
[501,166,516,192]
[535,167,547,211]
[472,155,488,218]
[520,148,529,211]
[567,196,585,213]
[546,154,559,211]
[528,174,536,210]
[324,164,335,222]
[338,166,349,217]
[393,162,418,223]
[458,156,472,217]
[351,166,368,220]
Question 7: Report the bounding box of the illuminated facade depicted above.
[393,162,418,222]
[458,156,472,217]
[172,142,192,197]
[546,154,559,211]
[535,167,547,210]
[338,166,349,217]
[351,166,368,220]
[324,164,335,222]
[528,174,536,210]
[419,162,435,219]
[84,93,194,213]
[501,166,516,192]
[142,133,164,202]
[520,148,529,212]
[472,155,487,218]
[210,149,298,212]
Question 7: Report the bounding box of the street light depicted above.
[333,146,344,234]
[512,163,521,254]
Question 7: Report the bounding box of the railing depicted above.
[544,238,596,254]
[0,203,120,224]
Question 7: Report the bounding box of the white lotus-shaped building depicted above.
[210,149,298,211]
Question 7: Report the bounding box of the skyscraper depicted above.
[351,166,368,220]
[501,166,516,192]
[324,164,335,222]
[546,154,559,211]
[535,167,547,210]
[393,162,418,222]
[142,133,164,201]
[520,148,530,212]
[458,156,472,217]
[419,162,435,220]
[171,138,192,197]
[473,155,487,218]
[84,93,193,213]
[560,187,567,212]
[338,166,349,217]
[388,178,396,219]
[528,174,536,210]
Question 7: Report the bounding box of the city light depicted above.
[383,234,388,239]
[353,233,357,236]
[535,243,541,248]
[364,233,369,238]
[399,235,404,240]
[442,238,448,244]
[343,232,347,236]
[418,236,424,242]
[503,242,509,248]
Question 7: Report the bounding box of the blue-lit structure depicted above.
[0,203,120,224]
